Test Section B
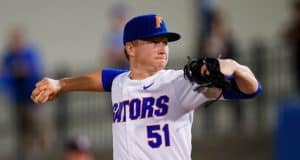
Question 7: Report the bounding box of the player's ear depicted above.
[125,41,136,58]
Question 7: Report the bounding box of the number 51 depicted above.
[147,124,170,148]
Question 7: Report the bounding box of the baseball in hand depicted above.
[31,77,62,104]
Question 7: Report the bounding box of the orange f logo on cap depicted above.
[156,15,162,28]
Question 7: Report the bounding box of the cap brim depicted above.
[160,32,181,42]
[141,32,181,42]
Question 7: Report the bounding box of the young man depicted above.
[31,14,261,160]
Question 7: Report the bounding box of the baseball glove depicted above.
[183,56,232,92]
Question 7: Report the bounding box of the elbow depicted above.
[238,81,259,95]
[246,82,263,98]
[248,82,260,94]
[235,65,261,95]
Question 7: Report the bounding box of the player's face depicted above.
[133,36,169,71]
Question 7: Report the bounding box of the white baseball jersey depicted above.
[111,69,211,160]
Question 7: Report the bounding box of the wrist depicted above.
[58,78,66,93]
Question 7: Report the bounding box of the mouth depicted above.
[155,57,166,60]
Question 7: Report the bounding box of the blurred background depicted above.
[0,0,299,159]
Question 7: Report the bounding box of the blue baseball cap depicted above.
[123,14,181,45]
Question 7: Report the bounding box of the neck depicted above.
[130,63,160,80]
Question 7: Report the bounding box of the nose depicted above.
[158,49,167,56]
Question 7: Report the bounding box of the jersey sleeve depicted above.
[222,76,263,100]
[171,70,210,111]
[101,68,127,92]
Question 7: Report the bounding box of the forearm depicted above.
[233,63,259,94]
[60,71,103,93]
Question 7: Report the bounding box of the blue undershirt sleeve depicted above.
[101,68,127,92]
[222,76,262,100]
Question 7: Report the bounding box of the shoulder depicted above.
[150,70,186,87]
[158,69,184,81]
[112,71,129,82]
[101,68,128,92]
[110,71,130,91]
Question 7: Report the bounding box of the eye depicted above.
[163,40,168,45]
[150,40,160,44]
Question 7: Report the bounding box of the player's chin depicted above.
[155,57,167,63]
[155,60,167,69]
